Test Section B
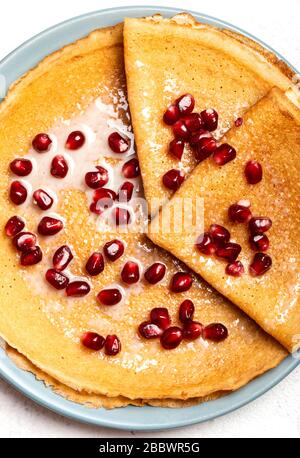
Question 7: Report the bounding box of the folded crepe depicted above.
[149,88,300,352]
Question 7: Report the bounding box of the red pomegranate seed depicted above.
[85,166,108,189]
[139,321,162,339]
[105,335,121,356]
[228,204,252,223]
[10,158,32,177]
[144,262,166,284]
[9,181,27,205]
[176,94,195,115]
[117,181,134,202]
[66,281,90,297]
[170,272,193,293]
[216,242,241,262]
[182,321,203,340]
[112,207,131,226]
[249,217,272,234]
[53,245,73,271]
[93,188,116,209]
[122,158,140,178]
[225,260,244,277]
[235,117,243,127]
[172,119,190,140]
[209,224,230,246]
[97,288,122,306]
[89,202,103,215]
[45,269,69,290]
[103,239,124,262]
[245,160,263,184]
[162,169,184,191]
[81,332,105,351]
[33,189,53,210]
[249,233,270,252]
[32,133,52,152]
[179,299,195,323]
[38,216,63,236]
[20,246,42,266]
[189,130,212,147]
[163,104,180,125]
[160,327,183,350]
[13,232,37,252]
[203,323,228,342]
[169,139,185,160]
[249,253,272,276]
[195,137,217,162]
[150,307,170,330]
[5,215,25,237]
[213,143,236,166]
[201,109,218,131]
[108,132,129,154]
[183,113,203,132]
[195,233,216,255]
[121,261,140,284]
[85,252,104,276]
[50,155,68,178]
[65,130,85,150]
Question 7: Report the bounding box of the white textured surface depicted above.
[0,0,300,439]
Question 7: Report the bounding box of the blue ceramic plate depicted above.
[0,5,299,431]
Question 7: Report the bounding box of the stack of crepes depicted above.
[0,13,299,409]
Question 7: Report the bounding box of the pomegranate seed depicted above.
[172,119,190,140]
[160,327,182,350]
[179,299,195,323]
[170,272,193,293]
[9,181,27,205]
[225,261,244,277]
[121,261,140,284]
[38,216,63,236]
[45,269,69,290]
[189,130,212,147]
[183,113,203,132]
[195,137,217,162]
[216,242,241,262]
[249,233,270,252]
[139,321,162,339]
[228,204,252,223]
[235,117,243,127]
[93,188,116,209]
[13,232,37,252]
[33,189,53,210]
[195,233,216,255]
[112,207,131,226]
[249,253,272,276]
[249,217,272,234]
[105,335,121,356]
[209,224,230,246]
[162,169,184,191]
[245,160,263,184]
[169,139,185,160]
[103,239,124,262]
[65,130,85,150]
[176,94,195,115]
[32,133,52,152]
[5,215,25,237]
[20,246,42,266]
[182,321,203,340]
[144,262,166,284]
[81,332,105,351]
[150,307,170,330]
[85,252,104,276]
[89,202,103,215]
[117,181,134,202]
[50,155,68,178]
[66,281,90,297]
[122,158,140,179]
[108,132,129,154]
[10,158,32,177]
[203,323,228,342]
[97,288,122,306]
[201,109,218,131]
[53,245,73,271]
[163,104,180,125]
[213,143,236,166]
[85,166,108,189]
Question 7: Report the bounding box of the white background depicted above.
[0,0,300,439]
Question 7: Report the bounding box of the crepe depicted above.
[0,22,287,405]
[124,13,295,215]
[149,88,300,352]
